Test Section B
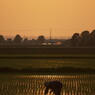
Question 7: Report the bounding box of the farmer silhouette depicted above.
[44,81,63,95]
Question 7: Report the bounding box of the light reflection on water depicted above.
[0,74,95,95]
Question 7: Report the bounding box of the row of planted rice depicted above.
[0,74,95,95]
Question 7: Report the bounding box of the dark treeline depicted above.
[70,29,95,47]
[0,35,47,45]
[0,29,95,47]
[0,34,65,48]
[0,67,95,74]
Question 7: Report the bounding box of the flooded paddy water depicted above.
[0,74,95,95]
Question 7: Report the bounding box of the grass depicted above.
[0,54,95,73]
[0,56,95,69]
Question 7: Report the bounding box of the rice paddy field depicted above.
[0,54,95,95]
[0,74,95,95]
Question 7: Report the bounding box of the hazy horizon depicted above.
[3,35,70,40]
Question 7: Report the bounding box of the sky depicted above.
[0,0,95,39]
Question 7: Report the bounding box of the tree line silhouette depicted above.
[0,35,46,45]
[0,29,95,47]
[70,30,95,47]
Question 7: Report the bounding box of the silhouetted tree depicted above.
[71,33,80,47]
[0,35,5,44]
[13,34,22,44]
[89,30,95,46]
[37,35,45,45]
[80,30,90,46]
[23,38,28,44]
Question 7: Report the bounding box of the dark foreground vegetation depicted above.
[0,67,95,74]
[0,47,95,55]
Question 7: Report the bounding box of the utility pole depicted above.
[50,28,52,43]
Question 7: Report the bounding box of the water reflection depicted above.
[0,74,95,95]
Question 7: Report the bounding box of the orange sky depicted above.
[0,0,95,39]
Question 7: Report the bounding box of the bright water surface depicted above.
[0,74,95,95]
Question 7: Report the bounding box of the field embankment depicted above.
[0,47,95,55]
[0,67,95,74]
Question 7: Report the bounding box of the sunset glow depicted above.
[0,0,95,38]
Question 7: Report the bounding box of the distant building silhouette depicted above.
[7,38,12,44]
